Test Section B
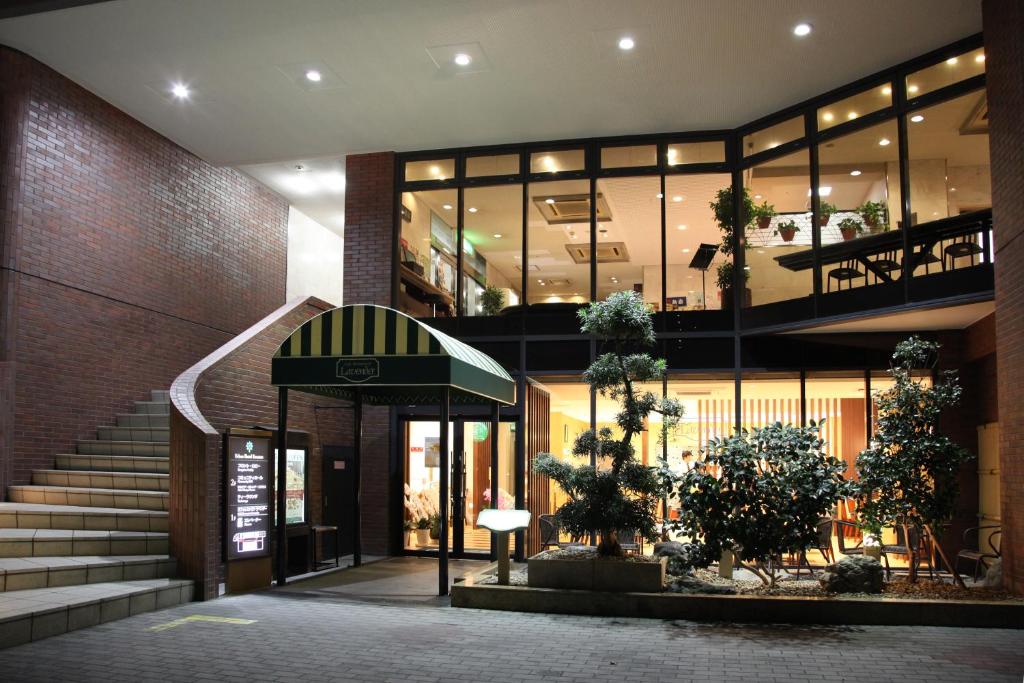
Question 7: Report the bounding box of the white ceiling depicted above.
[0,0,982,232]
[786,300,994,334]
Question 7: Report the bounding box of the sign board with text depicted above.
[225,434,272,560]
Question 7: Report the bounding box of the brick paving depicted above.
[0,587,1022,682]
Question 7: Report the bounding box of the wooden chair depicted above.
[956,525,1001,581]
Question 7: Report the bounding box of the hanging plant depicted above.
[774,220,800,243]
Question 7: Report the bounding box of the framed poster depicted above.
[424,436,441,468]
[225,434,272,560]
[275,448,307,525]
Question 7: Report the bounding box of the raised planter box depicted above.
[527,551,666,593]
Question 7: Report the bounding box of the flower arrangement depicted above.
[482,487,514,509]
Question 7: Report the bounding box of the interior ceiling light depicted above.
[754,194,763,200]
[468,207,478,213]
[910,114,924,123]
[882,85,892,96]
[681,248,691,253]
[946,57,958,65]
[976,53,985,63]
[677,224,687,230]
[454,53,472,66]
[908,84,919,94]
[493,233,502,238]
[170,82,190,99]
[618,36,635,50]
[878,138,891,146]
[793,23,812,37]
[442,204,453,210]
[850,170,862,176]
[672,195,683,202]
[545,197,555,204]
[822,112,834,122]
[847,111,857,120]
[656,193,664,199]
[305,69,322,82]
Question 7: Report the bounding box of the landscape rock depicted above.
[666,574,736,595]
[653,541,700,576]
[819,556,884,594]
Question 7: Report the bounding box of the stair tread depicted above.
[9,485,168,496]
[0,555,171,574]
[33,469,168,479]
[78,440,168,445]
[56,453,168,460]
[0,529,166,540]
[0,502,166,516]
[0,578,190,621]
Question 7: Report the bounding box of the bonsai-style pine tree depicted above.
[856,336,972,583]
[533,291,681,556]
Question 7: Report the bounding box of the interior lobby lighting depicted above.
[618,36,635,51]
[468,207,478,213]
[454,53,472,66]
[976,53,986,63]
[822,112,834,122]
[946,57,959,65]
[911,114,925,123]
[847,111,857,120]
[677,224,687,230]
[908,84,919,94]
[793,23,812,37]
[850,170,862,176]
[681,248,690,253]
[754,194,763,200]
[545,197,555,204]
[656,193,663,199]
[672,195,683,202]
[442,204,453,210]
[170,82,190,99]
[304,69,322,82]
[493,233,502,238]
[878,138,891,146]
[882,85,892,96]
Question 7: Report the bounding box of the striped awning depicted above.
[271,305,515,405]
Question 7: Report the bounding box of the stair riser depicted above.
[0,511,167,533]
[77,441,168,456]
[134,401,170,415]
[9,488,169,511]
[150,390,170,403]
[116,414,169,429]
[32,472,169,492]
[97,427,169,443]
[1,559,177,592]
[0,537,168,558]
[55,455,169,474]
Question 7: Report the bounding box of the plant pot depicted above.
[404,530,412,547]
[819,213,831,227]
[863,215,879,229]
[719,287,753,310]
[865,545,883,561]
[778,228,796,242]
[756,216,772,231]
[718,549,735,579]
[840,228,858,241]
[415,529,430,546]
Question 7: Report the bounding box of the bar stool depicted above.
[943,236,984,271]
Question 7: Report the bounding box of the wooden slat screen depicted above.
[525,382,551,557]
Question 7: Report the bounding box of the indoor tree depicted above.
[669,421,849,588]
[533,291,682,556]
[855,336,972,584]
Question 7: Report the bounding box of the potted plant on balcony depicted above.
[752,200,776,231]
[716,262,751,309]
[819,201,837,226]
[857,200,888,231]
[774,220,799,243]
[480,284,505,316]
[837,217,864,241]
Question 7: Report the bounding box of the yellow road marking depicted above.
[148,615,257,632]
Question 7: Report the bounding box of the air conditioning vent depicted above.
[565,242,630,264]
[533,193,612,224]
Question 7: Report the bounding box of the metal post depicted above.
[490,400,500,562]
[276,387,288,586]
[352,388,363,568]
[438,387,450,596]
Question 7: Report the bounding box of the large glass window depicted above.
[462,185,523,316]
[817,83,893,131]
[601,145,656,169]
[667,141,726,166]
[665,173,731,310]
[399,189,457,318]
[466,153,520,178]
[739,373,802,432]
[594,176,660,302]
[530,149,585,174]
[527,179,592,304]
[404,158,455,182]
[743,149,814,306]
[743,116,805,157]
[906,47,986,98]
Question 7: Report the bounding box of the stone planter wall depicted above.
[527,551,666,593]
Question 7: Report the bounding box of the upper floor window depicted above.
[530,149,585,174]
[743,116,804,157]
[817,84,893,131]
[601,144,657,169]
[466,153,520,178]
[405,158,455,182]
[906,47,986,98]
[667,141,726,166]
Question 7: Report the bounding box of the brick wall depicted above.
[343,152,396,555]
[0,46,289,493]
[983,0,1024,593]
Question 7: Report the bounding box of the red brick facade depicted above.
[984,0,1024,594]
[0,46,289,494]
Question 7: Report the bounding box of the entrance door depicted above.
[322,445,355,558]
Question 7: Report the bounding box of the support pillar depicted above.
[352,388,363,568]
[438,387,450,596]
[275,387,288,586]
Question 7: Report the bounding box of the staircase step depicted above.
[134,400,169,415]
[115,413,169,429]
[0,555,176,592]
[0,503,167,532]
[32,470,168,492]
[0,578,192,649]
[77,440,168,456]
[8,486,168,511]
[0,529,168,558]
[96,426,169,443]
[55,454,168,474]
[150,389,170,403]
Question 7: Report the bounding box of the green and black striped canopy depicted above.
[271,305,515,405]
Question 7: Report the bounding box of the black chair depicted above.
[908,248,942,275]
[538,514,561,550]
[870,250,901,284]
[942,235,984,271]
[833,519,865,557]
[827,260,867,292]
[956,525,1001,581]
[880,524,932,580]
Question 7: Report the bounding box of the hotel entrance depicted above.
[402,416,516,558]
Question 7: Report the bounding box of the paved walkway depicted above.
[1,558,1022,682]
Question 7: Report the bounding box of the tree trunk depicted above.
[598,529,623,557]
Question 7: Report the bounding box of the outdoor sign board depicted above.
[274,448,307,525]
[226,434,272,560]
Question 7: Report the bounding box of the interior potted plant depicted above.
[709,186,754,257]
[857,200,888,232]
[415,516,431,546]
[774,219,799,243]
[716,262,751,309]
[818,201,837,227]
[837,217,864,241]
[480,284,505,316]
[751,200,776,231]
[427,513,442,541]
[403,519,414,547]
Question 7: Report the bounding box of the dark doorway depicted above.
[323,445,355,558]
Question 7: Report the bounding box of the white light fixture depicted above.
[681,248,690,253]
[618,36,635,51]
[677,224,687,230]
[305,69,322,82]
[542,155,557,172]
[656,193,664,199]
[672,195,683,203]
[950,187,957,192]
[850,170,862,176]
[754,194,763,200]
[442,204,453,210]
[946,57,958,65]
[976,53,985,63]
[908,84,919,94]
[170,82,190,99]
[793,23,812,37]
[882,85,892,96]
[822,112,834,122]
[454,53,472,66]
[429,165,440,176]
[847,111,858,120]
[910,114,924,123]
[493,233,502,238]
[807,186,832,197]
[768,141,780,149]
[468,207,478,213]
[545,197,555,204]
[878,138,891,146]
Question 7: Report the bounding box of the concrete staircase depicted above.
[0,390,191,648]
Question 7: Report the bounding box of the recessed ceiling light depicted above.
[975,53,985,64]
[754,194,763,200]
[305,69,322,82]
[681,248,691,253]
[672,195,683,202]
[950,187,957,192]
[768,141,780,149]
[171,82,190,99]
[454,53,472,66]
[757,250,766,254]
[908,84,919,94]
[946,57,958,65]
[618,36,635,51]
[442,204,453,210]
[910,114,924,123]
[468,207,478,213]
[677,224,687,230]
[656,193,664,199]
[545,198,555,204]
[793,23,812,37]
[878,138,891,146]
[294,164,305,171]
[847,111,858,120]
[493,233,502,238]
[882,86,892,96]
[429,165,440,175]
[822,112,834,122]
[850,170,862,176]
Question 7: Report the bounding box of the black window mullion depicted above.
[456,186,465,322]
[896,77,913,304]
[590,176,598,302]
[807,111,823,316]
